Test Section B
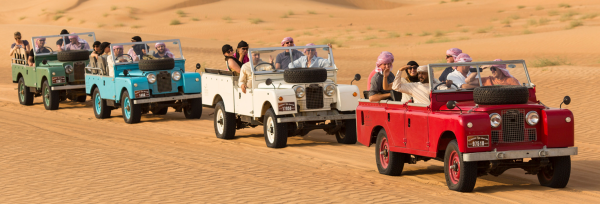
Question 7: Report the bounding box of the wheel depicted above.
[18,77,34,105]
[375,129,406,175]
[183,98,202,119]
[138,58,175,71]
[214,101,236,139]
[473,85,529,105]
[263,108,288,148]
[151,107,168,115]
[93,88,111,119]
[76,95,87,102]
[42,80,60,110]
[444,140,477,192]
[336,119,357,144]
[537,156,571,188]
[57,50,90,61]
[283,68,327,83]
[121,90,141,124]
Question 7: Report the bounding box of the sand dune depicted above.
[1,0,600,203]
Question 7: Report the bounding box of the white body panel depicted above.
[202,73,234,112]
[335,84,360,111]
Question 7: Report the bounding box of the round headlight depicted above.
[147,73,156,84]
[172,71,181,81]
[490,113,501,128]
[324,84,335,96]
[526,111,539,126]
[64,65,73,74]
[294,86,305,98]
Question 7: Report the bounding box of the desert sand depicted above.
[1,0,600,203]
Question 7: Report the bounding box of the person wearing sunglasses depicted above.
[384,66,453,104]
[233,40,250,64]
[127,36,149,61]
[9,31,31,57]
[275,37,304,70]
[465,59,520,87]
[222,44,242,74]
[438,48,463,82]
[55,29,71,52]
[288,43,332,68]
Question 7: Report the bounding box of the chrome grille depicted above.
[305,84,323,109]
[491,130,500,144]
[73,61,85,80]
[491,109,537,143]
[298,98,333,111]
[156,71,172,93]
[526,128,537,141]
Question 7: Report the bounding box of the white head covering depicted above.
[417,65,428,73]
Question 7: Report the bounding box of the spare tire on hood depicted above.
[139,58,175,71]
[57,50,90,61]
[473,85,529,105]
[283,68,328,83]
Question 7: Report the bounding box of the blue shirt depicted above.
[288,55,331,68]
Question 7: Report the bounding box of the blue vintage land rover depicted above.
[85,39,202,124]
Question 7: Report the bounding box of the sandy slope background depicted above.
[1,0,600,203]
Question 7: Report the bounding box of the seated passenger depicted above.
[275,37,304,70]
[222,44,242,74]
[386,66,453,104]
[128,36,148,61]
[64,35,90,51]
[56,29,70,51]
[465,59,520,86]
[152,42,174,58]
[90,41,102,60]
[234,40,250,64]
[439,48,463,82]
[33,37,51,54]
[366,51,393,91]
[368,52,395,102]
[107,45,131,77]
[96,42,111,74]
[446,53,478,89]
[288,43,332,68]
[239,51,274,94]
[9,31,31,57]
[27,49,35,66]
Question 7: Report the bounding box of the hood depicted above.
[256,79,335,89]
[440,101,545,112]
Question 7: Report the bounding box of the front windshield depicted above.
[32,32,96,56]
[112,40,183,64]
[429,60,531,93]
[250,45,334,74]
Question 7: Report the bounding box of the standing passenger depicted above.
[275,37,304,70]
[446,53,476,89]
[438,48,462,82]
[9,31,31,57]
[128,36,148,61]
[56,29,70,51]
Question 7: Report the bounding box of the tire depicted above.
[121,90,141,124]
[375,129,406,176]
[138,58,175,71]
[183,98,202,119]
[283,68,327,83]
[264,108,288,148]
[93,88,111,119]
[42,80,60,110]
[336,119,357,144]
[18,77,34,105]
[537,156,571,188]
[57,50,90,61]
[214,101,236,139]
[444,140,477,192]
[76,95,87,102]
[473,85,529,105]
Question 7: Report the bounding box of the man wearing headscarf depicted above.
[465,59,520,86]
[153,42,175,58]
[34,37,50,53]
[288,43,332,68]
[385,66,453,104]
[128,36,149,61]
[275,37,304,70]
[106,45,130,77]
[56,29,71,51]
[234,40,250,64]
[438,48,462,82]
[367,51,393,90]
[64,35,90,50]
[446,53,474,89]
[368,52,396,102]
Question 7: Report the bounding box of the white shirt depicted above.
[288,55,331,68]
[392,71,452,104]
[239,59,268,89]
[107,55,131,77]
[446,69,471,88]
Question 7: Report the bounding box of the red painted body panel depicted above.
[542,109,574,147]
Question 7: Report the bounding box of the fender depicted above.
[253,88,296,117]
[115,77,150,102]
[335,84,360,111]
[181,72,202,93]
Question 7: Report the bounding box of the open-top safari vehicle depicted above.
[356,60,576,192]
[12,32,96,110]
[201,45,361,148]
[85,39,202,124]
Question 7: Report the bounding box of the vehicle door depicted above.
[404,103,429,151]
[385,101,406,147]
[233,75,253,116]
[98,59,116,100]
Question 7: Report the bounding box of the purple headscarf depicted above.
[375,51,394,74]
[155,42,174,58]
[281,37,294,46]
[303,43,317,57]
[446,48,462,60]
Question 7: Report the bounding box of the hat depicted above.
[416,65,428,73]
[455,53,472,63]
[132,36,142,42]
[407,61,419,66]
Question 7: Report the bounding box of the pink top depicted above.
[233,52,249,64]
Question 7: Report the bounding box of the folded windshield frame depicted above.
[249,45,336,75]
[32,32,96,56]
[111,39,184,65]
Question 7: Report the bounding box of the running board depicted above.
[51,85,86,90]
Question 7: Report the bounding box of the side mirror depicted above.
[265,78,273,86]
[351,73,361,85]
[446,100,456,110]
[123,69,129,76]
[196,63,201,69]
[560,95,571,109]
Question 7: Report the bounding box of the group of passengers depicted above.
[367,48,521,103]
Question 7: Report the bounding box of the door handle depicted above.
[387,113,390,122]
[408,118,411,127]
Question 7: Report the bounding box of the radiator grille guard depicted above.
[73,61,86,80]
[156,71,172,93]
[491,109,537,143]
[305,84,324,109]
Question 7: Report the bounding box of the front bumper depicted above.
[462,146,578,162]
[277,113,355,123]
[133,93,202,104]
[51,85,86,91]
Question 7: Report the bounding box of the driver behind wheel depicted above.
[239,51,274,94]
[385,65,454,104]
[64,35,90,51]
[34,37,50,54]
[288,43,332,68]
[107,45,131,77]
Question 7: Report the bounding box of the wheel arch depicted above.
[117,87,129,103]
[16,73,23,82]
[212,94,223,106]
[369,125,385,145]
[436,131,457,159]
[261,101,273,117]
[90,84,99,96]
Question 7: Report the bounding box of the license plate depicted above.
[134,89,150,98]
[467,135,489,148]
[278,102,295,111]
[51,76,66,83]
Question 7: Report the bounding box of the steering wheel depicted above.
[434,82,459,90]
[42,46,54,53]
[119,54,134,62]
[254,62,275,71]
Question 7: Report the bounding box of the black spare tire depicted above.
[283,68,327,83]
[473,85,529,105]
[139,58,175,71]
[57,50,90,61]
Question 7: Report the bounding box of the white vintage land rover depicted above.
[201,45,361,148]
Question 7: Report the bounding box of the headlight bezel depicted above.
[526,111,539,126]
[64,65,73,74]
[171,71,182,81]
[489,113,501,128]
[294,86,305,98]
[324,84,336,96]
[147,73,156,84]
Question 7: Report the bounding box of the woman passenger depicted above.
[222,44,242,74]
[233,40,249,64]
[465,59,520,86]
[9,31,31,57]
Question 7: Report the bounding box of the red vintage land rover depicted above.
[356,60,577,192]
